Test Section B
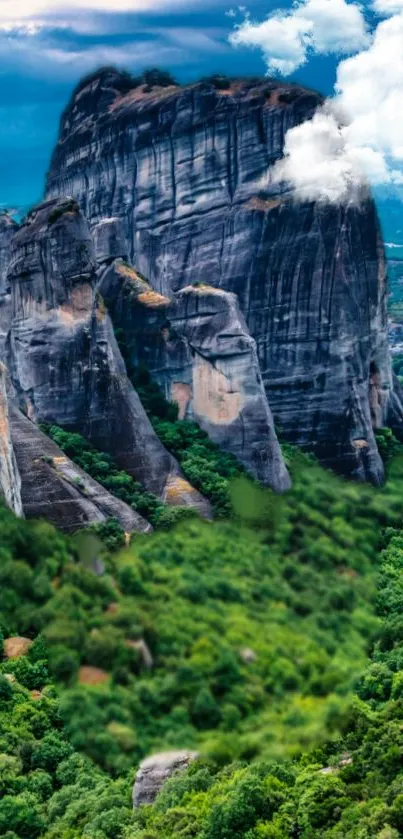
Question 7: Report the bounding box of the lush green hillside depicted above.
[2,443,403,837]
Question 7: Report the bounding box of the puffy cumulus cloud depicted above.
[231,1,403,203]
[272,12,403,202]
[272,108,364,203]
[230,14,311,76]
[272,105,403,204]
[336,14,403,163]
[229,0,369,76]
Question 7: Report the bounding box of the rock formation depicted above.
[133,751,199,808]
[0,340,152,532]
[98,257,290,490]
[5,197,210,519]
[9,406,151,533]
[0,66,401,527]
[44,68,403,483]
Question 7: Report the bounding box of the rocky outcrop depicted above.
[0,364,22,516]
[133,751,199,807]
[5,197,210,518]
[93,217,128,265]
[9,406,150,533]
[168,285,290,490]
[45,68,403,483]
[99,257,289,489]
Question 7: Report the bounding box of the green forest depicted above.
[2,428,403,837]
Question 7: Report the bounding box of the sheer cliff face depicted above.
[45,69,403,483]
[6,197,211,518]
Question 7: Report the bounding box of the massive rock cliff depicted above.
[45,68,403,483]
[0,66,400,526]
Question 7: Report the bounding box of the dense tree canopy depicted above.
[2,440,403,837]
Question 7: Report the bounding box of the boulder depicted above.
[133,750,199,808]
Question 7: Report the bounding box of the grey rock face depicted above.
[0,214,18,358]
[133,751,199,807]
[99,258,289,490]
[9,406,150,533]
[45,69,403,482]
[0,214,17,293]
[169,285,291,490]
[0,365,22,516]
[93,217,128,265]
[6,197,211,517]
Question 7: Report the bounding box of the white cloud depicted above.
[336,14,403,163]
[0,33,195,78]
[272,103,403,204]
[372,0,403,13]
[229,0,369,76]
[231,1,403,203]
[272,107,360,203]
[230,13,310,75]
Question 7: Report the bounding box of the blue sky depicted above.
[0,0,402,257]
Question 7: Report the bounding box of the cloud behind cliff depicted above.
[230,1,403,203]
